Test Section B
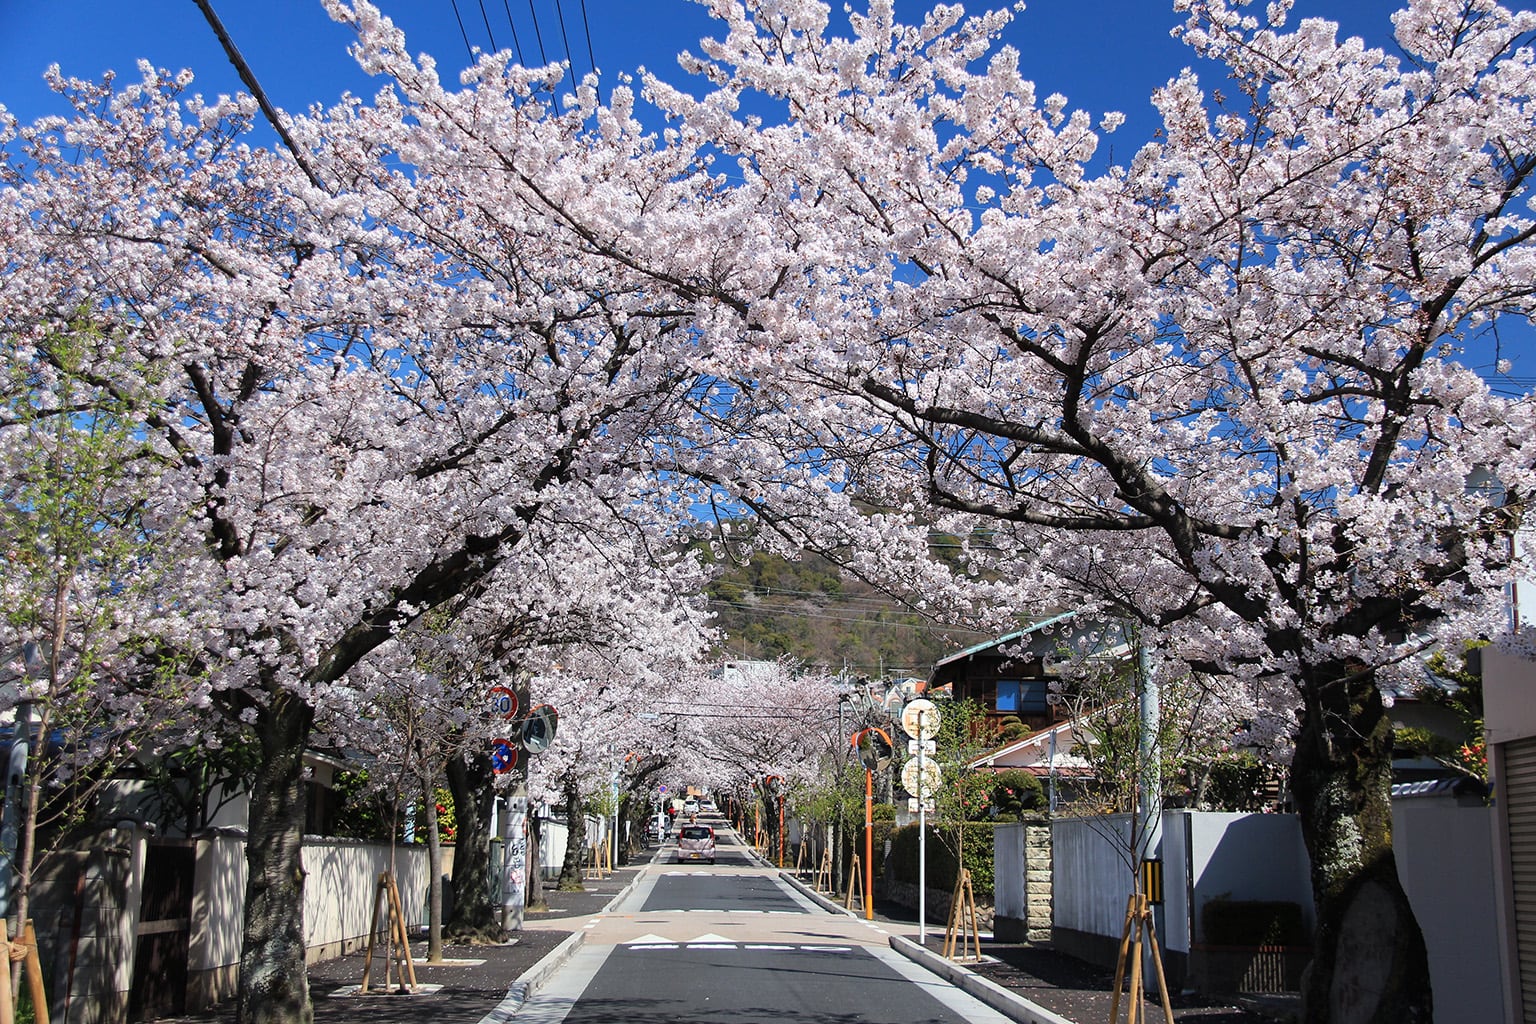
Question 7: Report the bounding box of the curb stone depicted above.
[778,870,1072,1024]
[779,870,857,916]
[889,935,1076,1024]
[476,861,649,1023]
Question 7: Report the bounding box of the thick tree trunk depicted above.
[526,813,547,911]
[236,690,314,1024]
[557,775,586,891]
[1290,663,1431,1024]
[422,775,444,963]
[443,754,502,941]
[617,794,633,866]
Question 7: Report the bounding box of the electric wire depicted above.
[500,0,526,63]
[526,0,548,64]
[475,0,499,51]
[577,0,598,80]
[447,0,476,62]
[552,0,579,95]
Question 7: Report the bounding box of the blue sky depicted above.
[1,0,1412,136]
[0,0,1525,384]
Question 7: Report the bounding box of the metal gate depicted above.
[1505,736,1536,1023]
[127,841,194,1020]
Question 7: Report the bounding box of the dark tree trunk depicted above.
[526,812,547,911]
[1291,662,1432,1024]
[444,753,502,941]
[557,774,586,890]
[422,774,444,962]
[236,690,314,1024]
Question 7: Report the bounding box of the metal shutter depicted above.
[1506,736,1536,1022]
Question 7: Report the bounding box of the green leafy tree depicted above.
[0,321,193,962]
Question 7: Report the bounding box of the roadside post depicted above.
[901,698,941,945]
[852,728,893,920]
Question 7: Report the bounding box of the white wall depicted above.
[1052,814,1138,940]
[1181,811,1313,948]
[189,835,431,981]
[1392,798,1505,1024]
[1054,805,1503,1023]
[993,824,1025,920]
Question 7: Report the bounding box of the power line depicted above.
[577,0,597,81]
[500,0,526,63]
[475,0,499,51]
[525,0,548,64]
[706,598,990,635]
[552,0,578,95]
[447,0,476,62]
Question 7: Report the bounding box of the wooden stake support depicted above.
[585,836,612,879]
[813,848,833,893]
[795,838,809,876]
[1108,892,1175,1024]
[0,920,50,1024]
[360,872,418,995]
[844,854,864,911]
[942,869,982,962]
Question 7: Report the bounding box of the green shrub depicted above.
[990,769,1045,819]
[887,823,995,898]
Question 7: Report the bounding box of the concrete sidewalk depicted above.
[156,850,657,1024]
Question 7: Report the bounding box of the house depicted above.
[968,719,1094,812]
[927,612,1129,741]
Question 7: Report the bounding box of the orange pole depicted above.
[778,794,786,867]
[864,768,874,919]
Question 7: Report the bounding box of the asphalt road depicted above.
[513,816,1018,1023]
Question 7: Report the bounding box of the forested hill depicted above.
[699,548,989,679]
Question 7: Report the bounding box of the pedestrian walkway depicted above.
[157,850,659,1024]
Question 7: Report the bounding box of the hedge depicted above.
[886,822,994,898]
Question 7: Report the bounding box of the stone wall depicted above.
[1022,819,1052,943]
[992,817,1052,943]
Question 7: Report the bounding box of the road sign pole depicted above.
[918,708,926,947]
[864,766,874,920]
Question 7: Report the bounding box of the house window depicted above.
[997,679,1050,715]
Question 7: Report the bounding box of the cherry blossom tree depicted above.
[590,2,1536,1020]
[6,4,1533,1024]
[0,54,718,1024]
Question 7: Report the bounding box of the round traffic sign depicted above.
[490,739,518,774]
[488,686,518,721]
[901,698,941,740]
[901,758,942,798]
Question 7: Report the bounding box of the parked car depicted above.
[677,824,716,864]
[645,814,668,845]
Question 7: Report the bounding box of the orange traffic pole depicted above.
[778,794,786,867]
[864,767,875,919]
